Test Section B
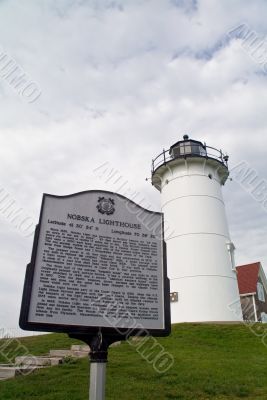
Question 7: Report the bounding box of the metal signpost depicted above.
[19,190,171,399]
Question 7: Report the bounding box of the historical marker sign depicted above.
[20,190,170,337]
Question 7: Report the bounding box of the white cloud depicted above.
[0,0,267,329]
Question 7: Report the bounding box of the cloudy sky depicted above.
[0,0,267,332]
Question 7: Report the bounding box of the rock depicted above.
[49,350,73,358]
[50,349,89,358]
[0,365,39,380]
[15,356,63,367]
[71,345,90,352]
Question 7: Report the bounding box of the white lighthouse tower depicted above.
[151,135,242,323]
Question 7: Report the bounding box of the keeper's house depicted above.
[236,262,267,323]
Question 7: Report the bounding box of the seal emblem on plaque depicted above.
[96,197,115,215]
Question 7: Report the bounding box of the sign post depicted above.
[19,190,171,399]
[90,362,106,400]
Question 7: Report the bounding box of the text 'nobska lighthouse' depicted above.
[151,135,242,323]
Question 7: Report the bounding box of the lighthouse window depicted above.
[170,140,207,158]
[191,143,201,155]
[257,282,265,302]
[179,142,192,155]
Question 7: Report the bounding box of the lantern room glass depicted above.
[170,140,207,158]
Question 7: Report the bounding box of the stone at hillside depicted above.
[0,365,39,380]
[49,350,73,357]
[50,357,63,366]
[72,350,90,358]
[0,366,16,379]
[15,356,63,367]
[71,345,90,352]
[49,349,89,358]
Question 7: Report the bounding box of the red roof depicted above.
[236,262,261,295]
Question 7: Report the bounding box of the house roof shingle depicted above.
[236,262,261,295]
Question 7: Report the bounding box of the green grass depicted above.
[1,324,267,399]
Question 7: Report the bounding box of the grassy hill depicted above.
[1,323,267,399]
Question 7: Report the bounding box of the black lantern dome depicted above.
[169,135,207,159]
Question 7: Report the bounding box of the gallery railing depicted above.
[152,145,228,174]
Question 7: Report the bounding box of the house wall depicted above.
[240,296,256,322]
[255,276,267,322]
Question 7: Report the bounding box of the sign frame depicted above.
[19,190,171,338]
